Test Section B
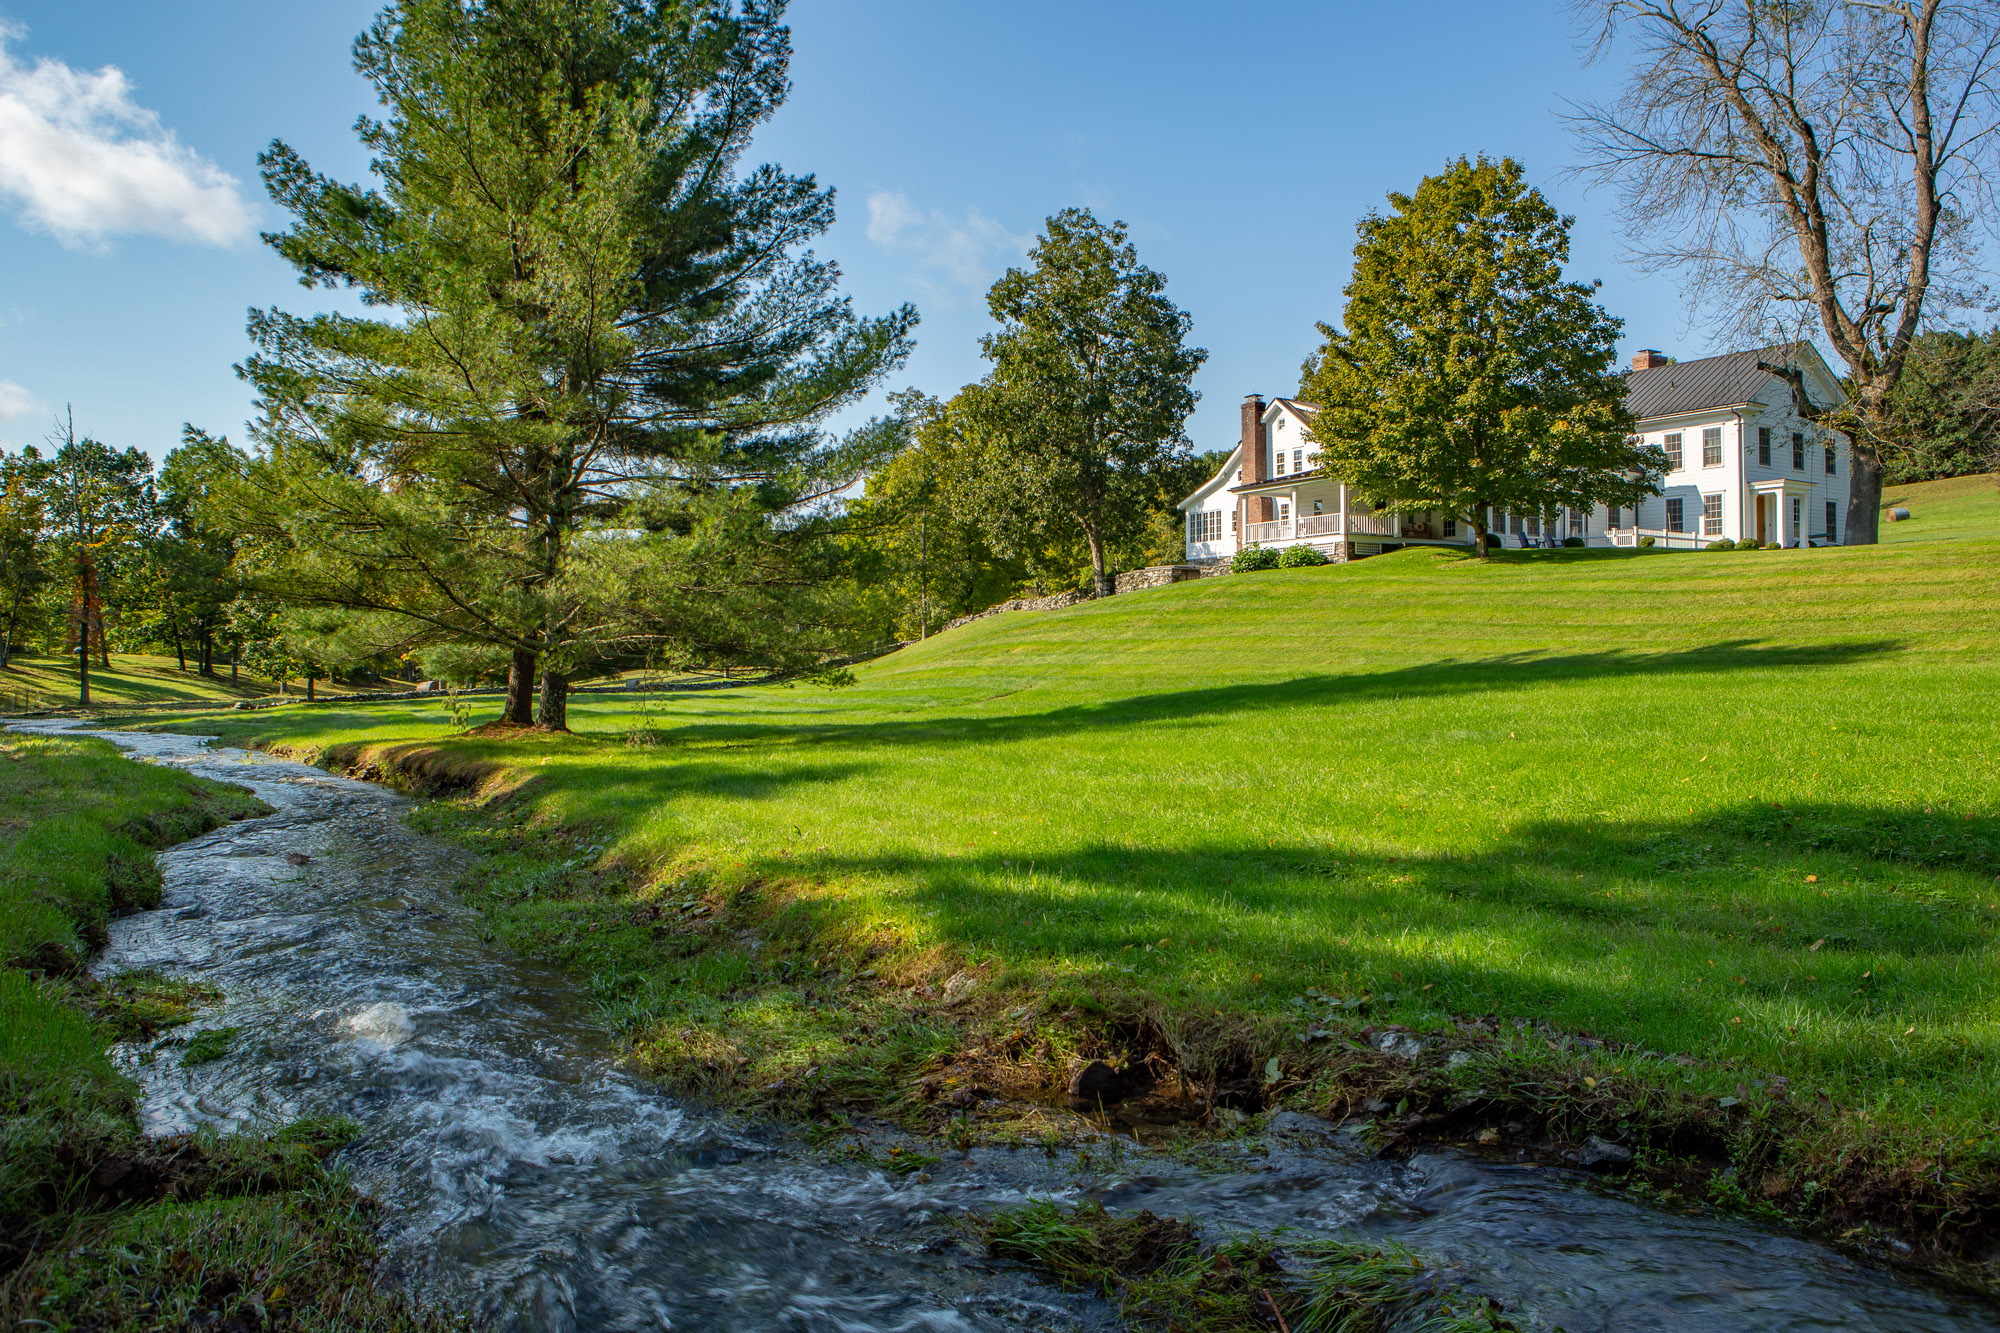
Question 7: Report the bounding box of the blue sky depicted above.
[0,1,1706,465]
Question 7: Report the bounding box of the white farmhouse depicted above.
[1178,345,1853,564]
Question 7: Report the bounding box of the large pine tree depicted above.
[1300,157,1659,556]
[234,0,914,727]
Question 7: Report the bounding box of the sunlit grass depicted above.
[1881,471,1998,544]
[0,651,332,710]
[153,539,2000,1157]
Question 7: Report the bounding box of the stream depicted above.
[13,720,1999,1332]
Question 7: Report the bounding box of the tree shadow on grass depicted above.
[776,799,2000,1081]
[614,638,1905,753]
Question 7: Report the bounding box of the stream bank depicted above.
[0,728,443,1331]
[13,720,1998,1330]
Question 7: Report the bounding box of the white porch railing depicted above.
[1608,527,1722,550]
[1297,514,1343,537]
[1245,521,1291,543]
[1345,512,1396,536]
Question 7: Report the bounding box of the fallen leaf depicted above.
[1719,1096,1740,1108]
[1422,983,1434,991]
[1806,874,1818,883]
[1809,938,1825,952]
[1584,1075,1598,1088]
[1863,970,1873,979]
[1904,1026,1916,1037]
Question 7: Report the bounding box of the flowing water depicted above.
[13,721,1999,1332]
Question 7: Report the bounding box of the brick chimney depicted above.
[1240,394,1272,523]
[1631,349,1669,370]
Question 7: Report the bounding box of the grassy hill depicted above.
[146,538,2000,1259]
[1882,470,1997,543]
[0,652,346,712]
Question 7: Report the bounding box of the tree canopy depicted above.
[942,208,1204,597]
[1299,157,1659,556]
[232,0,914,728]
[1569,0,2000,543]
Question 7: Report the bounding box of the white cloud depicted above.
[0,24,253,248]
[865,190,1031,305]
[0,378,45,423]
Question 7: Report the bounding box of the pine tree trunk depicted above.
[504,647,537,725]
[230,651,238,682]
[535,668,568,731]
[173,623,185,672]
[306,675,315,701]
[200,628,214,676]
[1845,443,1885,545]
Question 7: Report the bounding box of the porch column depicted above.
[1337,482,1348,536]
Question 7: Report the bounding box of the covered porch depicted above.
[1238,478,1472,548]
[1748,477,1818,548]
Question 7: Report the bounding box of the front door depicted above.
[1755,494,1768,545]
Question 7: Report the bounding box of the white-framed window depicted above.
[1274,450,1287,477]
[1701,492,1723,536]
[1758,427,1772,466]
[1443,516,1457,538]
[1792,432,1805,470]
[1292,448,1303,472]
[1702,427,1722,467]
[1666,496,1685,532]
[1825,501,1838,542]
[1312,499,1324,515]
[1277,501,1291,523]
[1791,495,1802,541]
[1231,509,1238,534]
[1605,504,1620,529]
[1569,508,1585,536]
[1664,432,1684,469]
[1187,510,1221,544]
[1825,444,1837,475]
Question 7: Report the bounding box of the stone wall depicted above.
[939,564,1227,634]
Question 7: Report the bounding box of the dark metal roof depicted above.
[1624,344,1816,420]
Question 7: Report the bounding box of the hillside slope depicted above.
[1882,470,1997,544]
[151,539,2000,1265]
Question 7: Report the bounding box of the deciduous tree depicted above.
[947,208,1204,597]
[1877,327,2000,482]
[1569,0,2000,544]
[1299,157,1660,557]
[32,413,155,705]
[0,450,50,669]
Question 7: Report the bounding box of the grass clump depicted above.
[178,1026,239,1067]
[980,1200,1518,1332]
[136,537,2000,1269]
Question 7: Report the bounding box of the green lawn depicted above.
[148,538,2000,1251]
[0,651,324,711]
[1882,471,1998,544]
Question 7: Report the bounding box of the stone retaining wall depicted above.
[940,564,1228,634]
